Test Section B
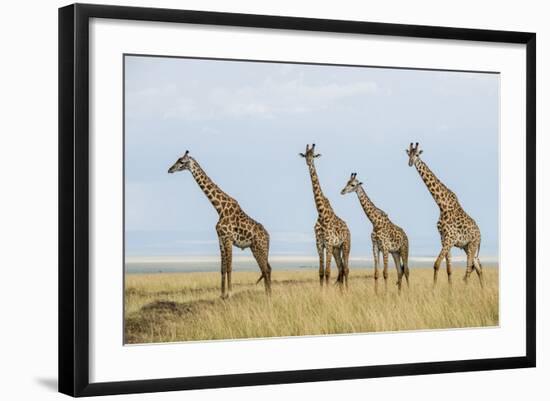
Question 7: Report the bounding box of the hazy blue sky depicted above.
[125,55,499,259]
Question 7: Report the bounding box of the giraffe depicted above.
[406,142,483,287]
[300,144,351,288]
[341,173,410,292]
[168,151,272,298]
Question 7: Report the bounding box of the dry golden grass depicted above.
[124,267,498,344]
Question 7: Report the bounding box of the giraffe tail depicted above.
[478,242,482,258]
[476,242,483,268]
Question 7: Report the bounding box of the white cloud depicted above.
[129,76,379,121]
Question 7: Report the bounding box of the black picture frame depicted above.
[59,3,536,397]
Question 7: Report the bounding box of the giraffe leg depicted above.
[325,245,334,286]
[445,251,452,286]
[401,244,410,288]
[267,261,272,283]
[227,254,234,297]
[251,244,271,296]
[463,244,475,285]
[372,238,380,294]
[218,237,232,299]
[382,250,389,293]
[391,252,403,293]
[342,239,351,289]
[434,242,452,288]
[316,234,325,287]
[473,255,484,288]
[471,239,484,288]
[331,247,344,289]
[464,242,483,288]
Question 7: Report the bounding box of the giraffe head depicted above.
[340,173,363,195]
[299,143,321,166]
[168,150,194,173]
[406,142,423,167]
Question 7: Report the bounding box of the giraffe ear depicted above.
[358,182,363,186]
[299,153,306,157]
[314,153,322,158]
[418,150,423,155]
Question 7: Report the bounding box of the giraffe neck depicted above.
[307,161,334,218]
[356,186,387,228]
[188,158,233,215]
[414,157,459,211]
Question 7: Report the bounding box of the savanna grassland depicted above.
[124,267,498,344]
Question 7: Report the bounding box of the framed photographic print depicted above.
[58,3,536,397]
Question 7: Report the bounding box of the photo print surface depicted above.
[124,55,499,344]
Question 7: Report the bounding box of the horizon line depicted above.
[126,254,499,264]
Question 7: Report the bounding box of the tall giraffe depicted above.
[168,151,272,298]
[341,173,410,292]
[300,144,351,287]
[406,142,483,287]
